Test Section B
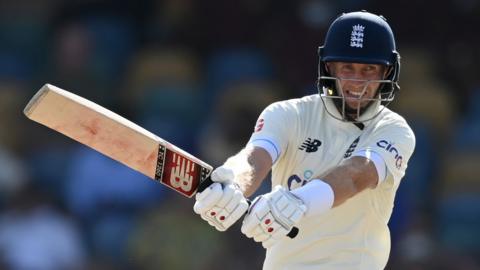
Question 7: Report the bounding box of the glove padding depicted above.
[241,185,307,248]
[193,167,249,231]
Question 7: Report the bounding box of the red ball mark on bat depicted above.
[210,211,216,216]
[80,119,100,136]
[265,219,271,225]
[219,216,225,221]
[267,227,274,233]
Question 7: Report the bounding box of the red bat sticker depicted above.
[155,145,204,197]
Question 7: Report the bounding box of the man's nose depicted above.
[350,70,367,81]
[344,77,367,90]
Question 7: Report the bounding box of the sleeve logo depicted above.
[254,118,265,132]
[376,140,403,169]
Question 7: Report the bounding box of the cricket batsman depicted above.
[194,11,415,269]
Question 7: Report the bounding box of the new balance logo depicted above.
[170,153,195,192]
[298,138,322,153]
[344,136,360,158]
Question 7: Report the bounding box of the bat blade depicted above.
[24,84,212,198]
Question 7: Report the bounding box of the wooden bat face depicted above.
[24,84,212,198]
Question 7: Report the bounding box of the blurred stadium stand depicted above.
[0,0,479,269]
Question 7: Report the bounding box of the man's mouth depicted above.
[344,90,364,99]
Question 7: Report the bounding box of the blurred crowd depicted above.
[0,0,479,269]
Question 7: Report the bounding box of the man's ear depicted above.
[325,62,331,74]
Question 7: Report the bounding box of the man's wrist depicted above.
[290,179,334,218]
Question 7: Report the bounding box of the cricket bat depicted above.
[24,84,299,237]
[23,84,213,197]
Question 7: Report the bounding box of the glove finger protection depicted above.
[193,166,249,231]
[193,182,223,214]
[241,185,307,248]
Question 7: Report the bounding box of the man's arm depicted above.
[289,155,382,218]
[321,156,379,207]
[240,155,381,248]
[222,145,273,197]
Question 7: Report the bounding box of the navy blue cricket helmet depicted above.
[317,11,401,122]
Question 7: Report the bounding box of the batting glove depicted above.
[241,185,307,248]
[193,166,249,231]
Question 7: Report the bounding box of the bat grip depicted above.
[197,176,299,239]
[197,176,214,193]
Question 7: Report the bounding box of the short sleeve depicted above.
[352,121,416,187]
[247,101,295,164]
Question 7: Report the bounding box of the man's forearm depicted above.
[290,156,379,218]
[321,156,378,207]
[223,146,272,197]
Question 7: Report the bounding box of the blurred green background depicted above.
[0,0,479,269]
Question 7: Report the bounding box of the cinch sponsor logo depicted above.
[377,140,403,169]
[287,171,314,190]
[287,174,307,190]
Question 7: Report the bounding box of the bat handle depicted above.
[197,176,214,193]
[197,177,299,239]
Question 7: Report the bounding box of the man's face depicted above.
[326,62,387,110]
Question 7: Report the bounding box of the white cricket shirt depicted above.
[248,94,416,270]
